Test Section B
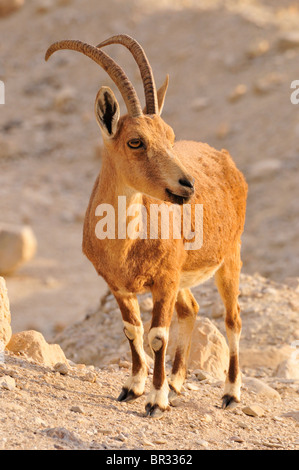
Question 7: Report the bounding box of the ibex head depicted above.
[45,35,195,204]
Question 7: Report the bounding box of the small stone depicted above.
[242,404,265,417]
[98,429,111,435]
[0,375,15,390]
[228,84,247,102]
[186,382,199,391]
[142,439,155,447]
[196,439,209,448]
[118,360,131,369]
[153,438,167,444]
[43,427,82,446]
[247,39,270,58]
[82,371,97,383]
[54,362,68,375]
[200,413,213,423]
[253,73,284,95]
[70,405,84,414]
[278,31,299,51]
[193,369,217,383]
[230,435,244,443]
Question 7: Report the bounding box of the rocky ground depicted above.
[0,350,298,451]
[1,272,298,451]
[0,0,298,452]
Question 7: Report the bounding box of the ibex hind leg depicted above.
[215,243,242,409]
[168,288,199,403]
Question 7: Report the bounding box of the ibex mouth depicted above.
[165,188,191,205]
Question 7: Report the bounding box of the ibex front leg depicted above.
[114,293,149,402]
[146,286,177,419]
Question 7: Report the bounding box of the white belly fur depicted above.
[179,262,223,289]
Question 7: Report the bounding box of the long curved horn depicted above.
[96,35,158,115]
[45,40,143,118]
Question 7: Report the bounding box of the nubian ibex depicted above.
[46,35,247,418]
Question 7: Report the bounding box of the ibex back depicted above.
[46,35,248,418]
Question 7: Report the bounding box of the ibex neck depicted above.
[99,155,143,206]
[97,154,144,240]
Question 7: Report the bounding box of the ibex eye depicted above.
[127,139,143,149]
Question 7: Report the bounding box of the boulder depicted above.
[184,317,229,381]
[6,330,67,368]
[162,317,229,381]
[275,358,299,380]
[243,377,281,401]
[0,224,37,275]
[0,276,12,347]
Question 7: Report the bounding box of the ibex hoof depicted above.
[117,387,141,403]
[145,403,169,419]
[221,394,239,410]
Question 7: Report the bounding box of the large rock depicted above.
[0,224,37,275]
[6,330,67,368]
[0,276,12,347]
[0,0,24,17]
[167,317,229,381]
[243,377,281,401]
[275,358,299,380]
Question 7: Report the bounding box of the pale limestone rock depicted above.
[243,377,281,401]
[0,375,15,391]
[0,224,37,275]
[275,358,299,380]
[0,276,12,347]
[54,362,69,375]
[166,317,229,381]
[7,330,67,368]
[242,404,265,417]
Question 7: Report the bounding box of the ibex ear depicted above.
[95,86,120,138]
[157,74,169,116]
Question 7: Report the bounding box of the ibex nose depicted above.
[178,177,195,192]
